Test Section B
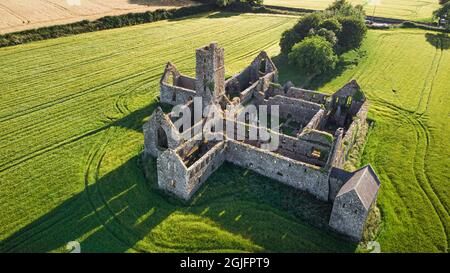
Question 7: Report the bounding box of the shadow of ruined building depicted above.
[0,156,175,253]
[0,151,356,252]
[143,42,381,242]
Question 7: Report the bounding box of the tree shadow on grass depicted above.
[206,12,242,19]
[128,0,190,8]
[425,33,450,50]
[166,11,240,22]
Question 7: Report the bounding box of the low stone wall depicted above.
[326,128,344,170]
[226,140,329,201]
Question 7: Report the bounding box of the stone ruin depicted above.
[143,42,381,242]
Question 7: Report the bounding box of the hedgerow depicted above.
[0,4,218,48]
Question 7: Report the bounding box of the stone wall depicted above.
[185,141,227,199]
[223,118,332,166]
[239,80,259,105]
[326,128,344,169]
[160,83,196,106]
[177,75,196,90]
[340,101,369,163]
[286,87,330,105]
[225,66,253,95]
[329,190,369,241]
[277,132,331,167]
[265,95,321,125]
[143,107,182,157]
[328,167,352,201]
[157,149,190,199]
[226,140,329,201]
[303,109,326,131]
[195,43,225,105]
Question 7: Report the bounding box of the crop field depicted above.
[265,0,440,21]
[0,0,195,34]
[0,12,448,252]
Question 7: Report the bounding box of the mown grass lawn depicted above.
[0,12,448,252]
[265,0,440,21]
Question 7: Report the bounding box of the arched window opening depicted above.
[157,126,168,150]
[259,58,266,74]
[167,72,176,86]
[172,92,176,102]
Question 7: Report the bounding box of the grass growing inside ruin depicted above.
[265,0,440,22]
[0,12,448,252]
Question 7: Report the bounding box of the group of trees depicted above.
[280,0,367,76]
[434,0,450,29]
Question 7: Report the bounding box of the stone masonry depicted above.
[143,43,381,242]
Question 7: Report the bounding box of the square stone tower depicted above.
[195,43,225,106]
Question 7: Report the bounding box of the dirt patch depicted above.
[0,0,196,34]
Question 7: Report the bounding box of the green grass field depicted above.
[313,28,450,252]
[0,12,448,252]
[265,0,440,21]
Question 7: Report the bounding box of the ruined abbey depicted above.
[143,43,381,242]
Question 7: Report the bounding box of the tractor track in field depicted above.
[0,3,28,23]
[0,66,157,123]
[350,31,448,249]
[0,17,292,120]
[80,79,155,252]
[373,96,448,250]
[415,43,443,115]
[0,194,87,252]
[0,78,152,251]
[82,127,141,252]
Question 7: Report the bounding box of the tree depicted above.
[434,2,450,28]
[439,0,449,5]
[310,28,338,45]
[280,28,302,55]
[293,12,324,37]
[337,16,367,52]
[288,36,338,75]
[280,12,324,55]
[319,18,343,36]
[325,0,365,20]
